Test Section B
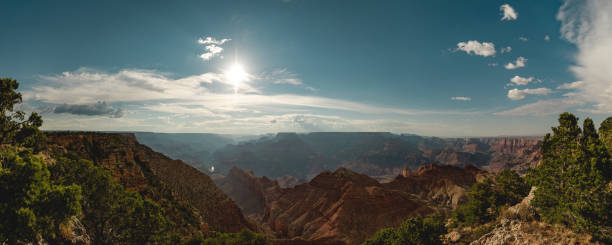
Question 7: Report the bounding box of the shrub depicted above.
[363,215,446,245]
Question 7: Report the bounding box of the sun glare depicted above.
[225,63,247,93]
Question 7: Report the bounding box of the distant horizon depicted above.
[43,129,545,139]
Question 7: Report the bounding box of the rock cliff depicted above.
[47,132,253,233]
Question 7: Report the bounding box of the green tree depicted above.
[0,147,82,243]
[527,113,612,238]
[495,169,530,206]
[600,117,612,156]
[452,179,497,225]
[363,215,446,245]
[49,154,174,244]
[0,78,46,151]
[362,228,398,245]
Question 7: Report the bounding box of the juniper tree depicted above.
[528,113,612,237]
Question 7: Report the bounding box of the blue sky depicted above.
[2,0,611,136]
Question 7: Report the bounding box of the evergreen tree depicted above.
[362,215,445,245]
[600,117,612,156]
[495,169,530,206]
[0,78,46,152]
[452,179,497,225]
[0,147,82,243]
[49,154,175,244]
[527,113,612,238]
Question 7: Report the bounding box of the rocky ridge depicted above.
[47,132,253,233]
[214,164,485,244]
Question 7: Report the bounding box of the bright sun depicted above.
[225,63,247,93]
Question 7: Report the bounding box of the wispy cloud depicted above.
[556,0,612,114]
[451,97,471,101]
[504,56,527,69]
[456,40,496,57]
[518,37,528,42]
[198,36,231,60]
[260,68,317,91]
[495,98,584,116]
[557,81,584,89]
[507,88,552,100]
[500,4,518,21]
[23,68,480,124]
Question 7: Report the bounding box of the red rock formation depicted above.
[264,168,433,244]
[383,164,487,209]
[215,164,488,244]
[475,137,541,173]
[47,132,253,233]
[214,167,283,216]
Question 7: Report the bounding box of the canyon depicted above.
[139,132,541,181]
[45,132,543,244]
[213,164,488,244]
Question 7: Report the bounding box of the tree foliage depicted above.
[49,153,176,244]
[527,113,612,239]
[600,117,612,156]
[0,78,46,151]
[495,169,530,206]
[452,170,529,227]
[363,215,446,245]
[0,147,82,244]
[452,179,497,226]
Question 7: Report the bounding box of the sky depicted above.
[2,0,612,137]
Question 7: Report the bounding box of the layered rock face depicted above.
[264,168,433,244]
[474,137,541,173]
[47,132,253,233]
[215,165,484,244]
[383,164,488,209]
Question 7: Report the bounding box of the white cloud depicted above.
[495,98,584,116]
[508,75,534,86]
[456,40,496,57]
[500,4,518,21]
[198,36,231,60]
[544,35,551,41]
[557,81,584,89]
[451,97,471,101]
[500,46,512,54]
[557,0,612,114]
[504,57,527,69]
[23,68,480,121]
[519,37,528,42]
[488,63,498,67]
[23,68,263,104]
[197,37,231,45]
[507,88,552,100]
